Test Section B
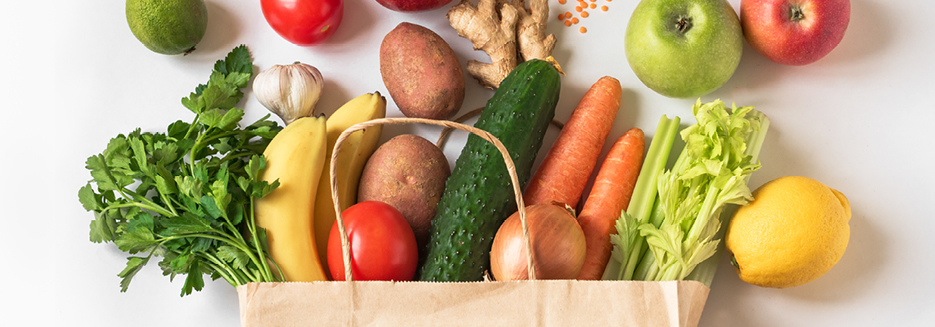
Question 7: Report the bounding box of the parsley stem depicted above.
[200,130,245,145]
[239,266,260,283]
[200,252,244,285]
[206,252,254,285]
[224,222,246,244]
[203,260,236,286]
[97,157,171,215]
[216,151,256,166]
[121,188,175,217]
[189,130,209,175]
[159,193,179,217]
[184,113,202,140]
[166,231,272,282]
[248,197,276,282]
[102,199,174,218]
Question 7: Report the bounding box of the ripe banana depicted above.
[255,115,328,282]
[314,92,387,278]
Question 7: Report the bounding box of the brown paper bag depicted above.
[236,118,711,327]
[237,280,709,326]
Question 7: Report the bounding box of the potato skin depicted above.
[380,22,465,120]
[357,134,451,251]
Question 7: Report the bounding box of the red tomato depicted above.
[260,0,344,46]
[327,201,418,281]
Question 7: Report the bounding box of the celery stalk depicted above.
[686,108,770,287]
[639,100,770,282]
[602,115,680,280]
[630,197,664,280]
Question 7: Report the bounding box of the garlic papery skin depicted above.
[253,62,323,125]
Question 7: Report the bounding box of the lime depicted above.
[725,176,851,288]
[126,0,208,55]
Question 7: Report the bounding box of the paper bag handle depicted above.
[330,117,536,282]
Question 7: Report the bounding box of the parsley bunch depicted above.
[78,45,285,296]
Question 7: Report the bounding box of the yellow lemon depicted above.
[725,176,851,288]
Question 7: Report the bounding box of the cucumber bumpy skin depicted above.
[418,59,561,281]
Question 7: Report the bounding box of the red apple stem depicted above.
[790,6,805,21]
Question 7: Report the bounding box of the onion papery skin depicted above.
[490,203,587,281]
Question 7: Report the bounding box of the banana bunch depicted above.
[254,115,328,282]
[314,93,386,278]
[254,92,386,282]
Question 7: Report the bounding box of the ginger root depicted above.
[513,0,556,62]
[448,0,519,89]
[448,0,558,89]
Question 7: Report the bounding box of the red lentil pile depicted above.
[556,0,612,33]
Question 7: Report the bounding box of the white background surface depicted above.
[2,0,933,326]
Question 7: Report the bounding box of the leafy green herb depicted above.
[604,100,769,284]
[79,45,285,296]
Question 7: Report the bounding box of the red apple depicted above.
[740,0,850,65]
[376,0,452,12]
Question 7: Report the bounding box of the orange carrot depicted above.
[575,128,645,280]
[523,76,622,209]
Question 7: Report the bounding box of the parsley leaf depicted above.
[79,45,284,296]
[119,257,148,292]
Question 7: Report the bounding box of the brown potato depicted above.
[357,134,451,251]
[380,22,465,120]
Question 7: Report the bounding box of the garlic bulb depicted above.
[253,62,323,125]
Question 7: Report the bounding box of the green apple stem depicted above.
[676,16,693,33]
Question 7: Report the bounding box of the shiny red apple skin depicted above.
[376,0,452,12]
[740,0,850,66]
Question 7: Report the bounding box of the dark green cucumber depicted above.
[418,59,561,281]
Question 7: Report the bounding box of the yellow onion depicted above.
[490,203,586,281]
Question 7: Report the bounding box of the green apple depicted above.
[625,0,743,98]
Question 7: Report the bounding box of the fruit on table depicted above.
[725,176,851,288]
[376,0,453,12]
[327,201,419,281]
[740,0,850,65]
[125,0,207,55]
[624,0,743,98]
[312,93,386,279]
[255,116,329,282]
[261,0,344,46]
